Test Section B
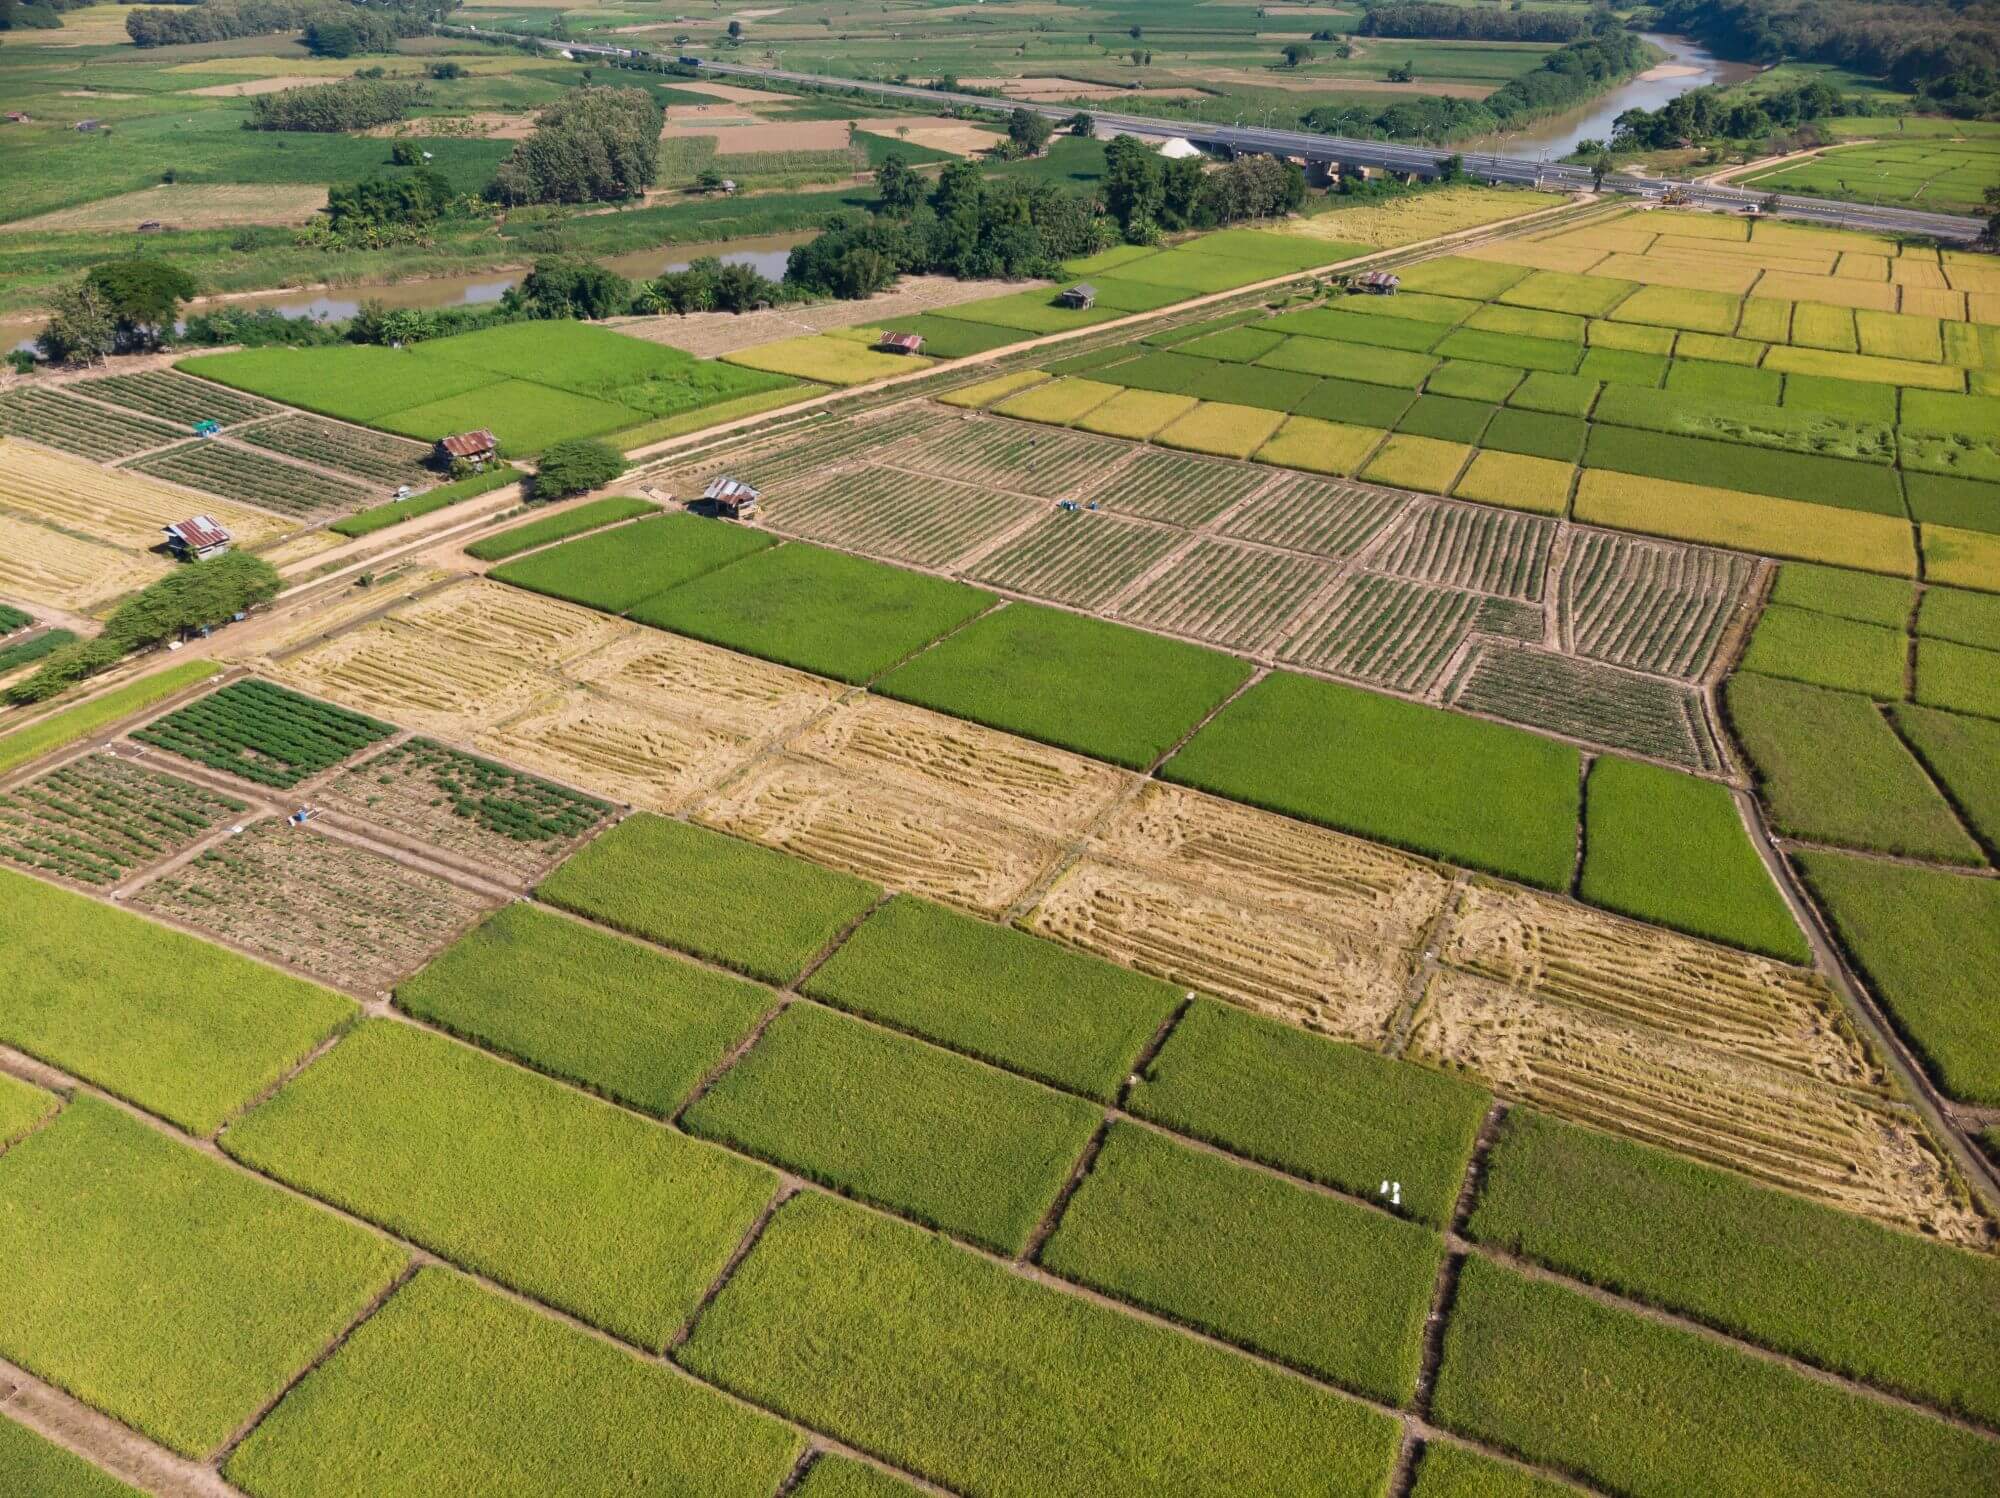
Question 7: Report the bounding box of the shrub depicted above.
[532,439,626,499]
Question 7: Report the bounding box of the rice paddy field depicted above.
[8,180,2000,1497]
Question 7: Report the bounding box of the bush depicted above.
[531,439,626,499]
[247,79,425,133]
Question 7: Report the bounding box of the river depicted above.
[1474,33,1761,162]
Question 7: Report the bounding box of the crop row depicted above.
[1561,530,1755,680]
[1279,574,1485,694]
[130,441,371,520]
[968,510,1184,609]
[726,407,958,491]
[133,679,395,789]
[894,416,1125,497]
[1077,448,1270,526]
[238,416,433,488]
[0,387,184,462]
[1117,538,1332,652]
[0,756,245,886]
[79,371,278,429]
[1450,643,1726,772]
[769,463,1038,569]
[1370,500,1555,602]
[351,738,609,845]
[1219,475,1410,558]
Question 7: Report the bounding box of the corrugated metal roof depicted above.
[879,332,924,353]
[703,475,761,503]
[164,515,231,550]
[439,429,498,458]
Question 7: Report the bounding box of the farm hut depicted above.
[437,429,499,470]
[4,112,30,125]
[163,516,232,562]
[1348,271,1400,295]
[703,475,760,520]
[75,119,101,133]
[1060,283,1097,310]
[877,331,925,356]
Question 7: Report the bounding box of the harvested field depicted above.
[1370,499,1554,601]
[0,388,184,462]
[1409,971,1987,1246]
[0,440,288,550]
[0,182,327,230]
[78,370,279,427]
[1092,781,1449,948]
[788,696,1129,839]
[1279,574,1488,694]
[130,441,372,520]
[269,621,551,741]
[1443,881,1877,1089]
[1027,859,1413,1039]
[1559,529,1753,679]
[393,580,628,670]
[134,820,492,992]
[763,463,1038,568]
[238,415,433,488]
[475,692,752,814]
[319,738,610,883]
[968,511,1185,609]
[698,753,1058,914]
[1115,537,1332,651]
[567,629,841,741]
[0,754,245,887]
[1449,643,1725,772]
[1219,475,1409,557]
[1074,449,1270,525]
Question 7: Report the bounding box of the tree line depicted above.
[1359,2,1597,44]
[122,0,448,47]
[1653,0,1998,97]
[1605,77,1875,152]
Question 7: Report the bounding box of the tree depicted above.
[84,258,195,352]
[1982,184,2000,252]
[1102,133,1164,235]
[875,151,923,213]
[1128,24,1141,39]
[36,280,117,367]
[512,255,631,319]
[711,261,778,311]
[726,17,741,37]
[533,439,625,499]
[491,86,663,205]
[1385,60,1414,82]
[305,18,359,56]
[1005,106,1052,158]
[1438,153,1465,181]
[1282,42,1314,67]
[1065,110,1093,137]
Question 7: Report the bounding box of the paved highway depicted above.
[445,27,1986,240]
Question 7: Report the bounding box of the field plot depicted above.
[789,696,1128,840]
[569,628,843,741]
[1559,529,1754,678]
[268,620,553,743]
[1218,475,1410,557]
[1026,858,1411,1039]
[1074,448,1272,525]
[0,440,289,551]
[699,754,1058,915]
[761,463,1039,569]
[0,1410,137,1498]
[129,440,372,519]
[1409,972,1980,1244]
[1371,500,1554,602]
[76,369,279,428]
[463,497,653,563]
[1115,537,1332,651]
[391,579,629,671]
[0,754,244,887]
[320,738,610,883]
[968,510,1184,609]
[237,415,434,488]
[1450,642,1726,771]
[132,679,393,790]
[476,694,751,816]
[1441,880,1869,1089]
[491,512,774,615]
[0,512,156,612]
[134,820,493,992]
[1278,573,1490,694]
[0,387,183,462]
[886,413,1125,496]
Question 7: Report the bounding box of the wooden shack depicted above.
[1060,283,1097,310]
[437,428,499,470]
[162,516,232,562]
[703,475,761,520]
[877,331,925,356]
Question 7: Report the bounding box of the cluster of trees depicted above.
[1303,23,1650,140]
[1104,135,1306,240]
[312,165,466,245]
[1916,66,2000,119]
[301,5,402,56]
[1654,0,1998,96]
[532,440,625,500]
[37,258,195,365]
[490,86,662,205]
[634,256,782,314]
[996,107,1053,159]
[1607,77,1869,150]
[122,0,450,47]
[246,78,426,131]
[1359,2,1596,43]
[0,0,91,33]
[6,554,280,705]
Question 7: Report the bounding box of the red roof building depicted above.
[437,429,499,466]
[162,516,232,561]
[877,331,925,355]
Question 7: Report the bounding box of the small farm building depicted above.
[1349,270,1400,295]
[1158,137,1202,160]
[437,429,499,469]
[877,331,925,355]
[163,516,232,561]
[704,475,761,520]
[1060,283,1097,310]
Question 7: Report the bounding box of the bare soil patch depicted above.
[698,753,1059,914]
[1027,858,1412,1039]
[363,112,534,140]
[660,120,853,153]
[1408,970,1990,1247]
[849,116,1007,155]
[617,275,1029,359]
[185,75,337,98]
[790,696,1130,839]
[1,183,326,233]
[133,819,493,993]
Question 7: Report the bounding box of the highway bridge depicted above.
[444,27,1987,242]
